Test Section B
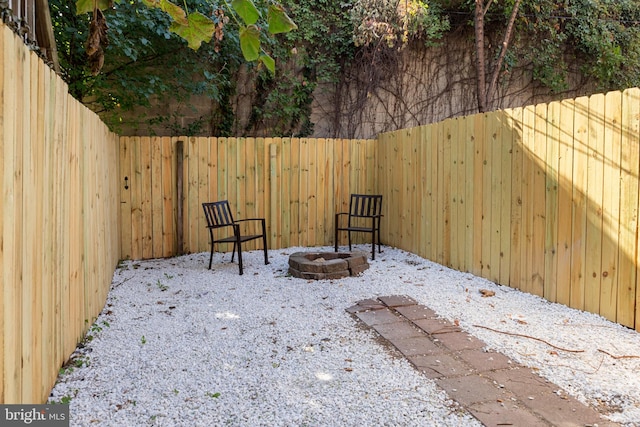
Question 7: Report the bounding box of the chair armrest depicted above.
[235,218,267,234]
[235,218,265,223]
[207,223,234,230]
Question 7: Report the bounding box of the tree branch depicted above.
[482,0,494,17]
[485,0,522,110]
[474,0,487,112]
[473,324,585,353]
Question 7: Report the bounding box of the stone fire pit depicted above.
[288,251,369,280]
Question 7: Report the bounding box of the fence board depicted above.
[521,105,535,293]
[471,114,484,275]
[206,138,218,217]
[299,139,311,247]
[509,108,523,289]
[59,80,69,362]
[442,121,452,266]
[415,127,426,260]
[570,96,590,309]
[151,137,164,256]
[421,126,433,260]
[492,111,505,284]
[290,138,301,247]
[500,111,513,287]
[600,92,622,322]
[544,101,560,302]
[256,137,267,236]
[163,137,175,257]
[3,23,21,402]
[40,62,57,404]
[462,117,474,272]
[140,136,153,259]
[316,138,328,245]
[216,137,228,206]
[450,122,460,270]
[119,137,132,260]
[280,138,291,248]
[197,137,210,252]
[489,112,502,283]
[268,139,278,248]
[531,103,547,297]
[324,140,335,245]
[130,137,142,259]
[403,130,415,254]
[66,100,82,350]
[480,114,491,276]
[271,138,283,248]
[185,137,198,253]
[619,88,640,328]
[556,99,575,306]
[585,93,605,314]
[458,120,468,269]
[33,55,46,400]
[0,23,5,404]
[21,47,37,404]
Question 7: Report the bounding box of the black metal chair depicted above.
[334,194,383,259]
[202,201,269,275]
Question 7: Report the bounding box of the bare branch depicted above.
[486,0,522,110]
[473,324,585,353]
[482,0,494,17]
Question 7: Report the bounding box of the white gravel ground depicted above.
[49,246,640,426]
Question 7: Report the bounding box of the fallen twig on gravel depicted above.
[472,324,584,353]
[598,349,640,359]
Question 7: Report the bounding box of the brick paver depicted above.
[348,295,620,427]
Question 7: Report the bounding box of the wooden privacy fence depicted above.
[378,88,640,330]
[5,16,640,407]
[1,25,121,403]
[118,137,377,260]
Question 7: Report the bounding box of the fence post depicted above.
[269,143,278,248]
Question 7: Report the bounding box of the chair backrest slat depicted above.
[349,194,382,218]
[203,200,235,227]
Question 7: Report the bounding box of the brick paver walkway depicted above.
[347,295,618,427]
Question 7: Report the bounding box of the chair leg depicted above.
[335,226,339,253]
[348,231,352,251]
[377,220,382,253]
[231,242,237,263]
[237,241,244,275]
[262,233,269,265]
[371,231,375,260]
[208,245,214,269]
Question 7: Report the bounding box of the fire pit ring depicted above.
[288,251,369,280]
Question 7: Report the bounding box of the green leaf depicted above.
[169,11,215,50]
[267,4,297,35]
[259,53,275,75]
[232,0,260,26]
[142,0,188,25]
[76,0,113,15]
[239,25,261,61]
